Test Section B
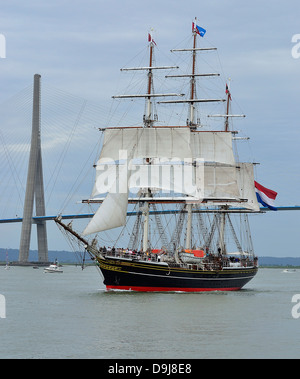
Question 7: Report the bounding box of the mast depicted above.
[185,204,193,249]
[145,34,154,128]
[142,201,150,252]
[218,210,226,255]
[185,21,198,249]
[110,32,183,251]
[208,78,245,127]
[143,34,155,251]
[185,24,198,249]
[225,79,231,131]
[219,78,231,253]
[159,18,224,126]
[188,28,197,128]
[143,34,153,251]
[112,33,183,128]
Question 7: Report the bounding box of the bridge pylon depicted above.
[19,74,48,263]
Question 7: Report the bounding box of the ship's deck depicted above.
[97,248,257,272]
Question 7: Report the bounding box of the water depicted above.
[0,265,299,359]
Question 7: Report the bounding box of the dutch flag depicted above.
[254,181,278,211]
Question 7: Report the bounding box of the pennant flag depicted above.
[226,84,232,100]
[148,33,156,45]
[192,22,206,37]
[254,181,278,211]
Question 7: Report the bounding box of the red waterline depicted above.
[106,285,241,292]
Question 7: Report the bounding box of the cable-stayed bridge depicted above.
[1,205,300,226]
[0,74,122,263]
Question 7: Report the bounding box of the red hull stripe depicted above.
[106,285,241,292]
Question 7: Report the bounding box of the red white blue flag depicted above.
[254,181,278,210]
[192,22,206,37]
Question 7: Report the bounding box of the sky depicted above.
[0,0,299,258]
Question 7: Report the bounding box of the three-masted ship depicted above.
[56,21,260,292]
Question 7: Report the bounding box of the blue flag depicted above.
[193,22,206,37]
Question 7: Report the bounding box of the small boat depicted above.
[5,250,10,270]
[282,269,297,273]
[178,249,206,264]
[44,260,63,273]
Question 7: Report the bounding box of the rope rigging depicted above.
[0,82,124,221]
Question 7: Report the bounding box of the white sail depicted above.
[92,161,203,199]
[203,164,240,200]
[92,162,241,202]
[98,128,235,164]
[92,163,120,197]
[83,161,130,235]
[98,127,192,162]
[92,127,199,199]
[92,129,237,201]
[236,163,260,211]
[191,131,235,165]
[82,192,128,235]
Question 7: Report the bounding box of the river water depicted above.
[0,265,299,359]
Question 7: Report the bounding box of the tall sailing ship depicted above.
[56,20,261,292]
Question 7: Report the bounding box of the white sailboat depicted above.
[5,250,10,270]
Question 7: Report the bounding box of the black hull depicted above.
[97,256,258,292]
